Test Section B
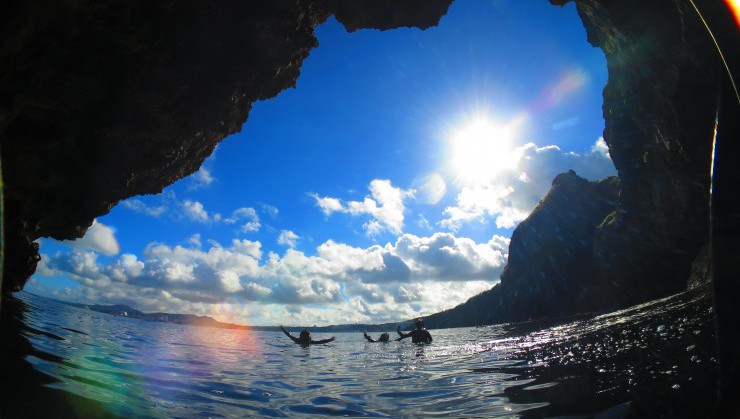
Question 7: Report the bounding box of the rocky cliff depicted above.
[425,0,731,327]
[426,171,620,328]
[555,0,721,307]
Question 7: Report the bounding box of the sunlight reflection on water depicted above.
[3,290,718,418]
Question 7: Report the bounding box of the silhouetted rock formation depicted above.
[0,0,452,293]
[563,0,722,311]
[426,171,619,328]
[329,0,453,32]
[0,0,728,321]
[427,0,727,327]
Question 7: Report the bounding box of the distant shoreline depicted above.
[21,291,413,333]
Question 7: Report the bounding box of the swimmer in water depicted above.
[363,332,390,342]
[396,319,432,344]
[279,325,335,345]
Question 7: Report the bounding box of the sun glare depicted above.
[448,116,521,184]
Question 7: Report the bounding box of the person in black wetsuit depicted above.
[396,319,432,344]
[363,332,390,342]
[279,325,335,345]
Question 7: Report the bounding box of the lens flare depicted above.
[529,68,588,113]
[211,297,240,324]
[725,0,740,29]
[412,173,447,205]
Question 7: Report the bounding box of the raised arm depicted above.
[279,325,299,343]
[363,332,375,342]
[396,325,410,341]
[311,336,335,345]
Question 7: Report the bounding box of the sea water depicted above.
[0,290,719,418]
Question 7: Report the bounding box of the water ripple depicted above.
[1,289,720,418]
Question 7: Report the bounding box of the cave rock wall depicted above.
[0,0,452,292]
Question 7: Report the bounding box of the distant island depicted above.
[40,293,406,333]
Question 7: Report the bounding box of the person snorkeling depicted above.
[396,319,432,344]
[363,332,390,342]
[279,325,335,345]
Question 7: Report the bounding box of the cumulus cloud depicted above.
[224,207,260,233]
[63,220,120,256]
[127,195,223,224]
[441,138,616,230]
[188,167,215,190]
[108,254,145,282]
[313,195,343,216]
[188,234,202,248]
[311,179,414,236]
[261,204,279,219]
[277,230,299,248]
[181,199,223,223]
[120,192,269,237]
[416,214,432,231]
[34,231,509,326]
[392,233,509,281]
[187,147,218,190]
[122,199,167,217]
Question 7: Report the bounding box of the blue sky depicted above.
[28,1,615,326]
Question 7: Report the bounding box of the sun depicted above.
[448,116,520,184]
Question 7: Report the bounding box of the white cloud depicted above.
[188,234,202,248]
[108,254,145,282]
[277,230,300,248]
[230,239,263,260]
[63,220,120,256]
[225,207,261,233]
[416,214,432,231]
[312,194,343,216]
[34,231,509,326]
[187,147,218,190]
[182,200,211,223]
[218,271,243,293]
[188,167,215,190]
[591,137,610,156]
[440,138,616,230]
[261,204,279,219]
[122,199,167,217]
[314,240,385,275]
[392,233,509,281]
[311,179,414,236]
[122,194,234,226]
[120,193,268,236]
[240,222,260,233]
[225,207,256,224]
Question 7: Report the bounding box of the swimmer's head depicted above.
[415,319,424,330]
[299,330,311,343]
[379,333,390,342]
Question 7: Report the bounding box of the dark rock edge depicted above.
[0,0,729,332]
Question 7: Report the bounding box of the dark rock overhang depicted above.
[1,0,739,411]
[0,0,453,292]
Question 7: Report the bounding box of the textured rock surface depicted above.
[557,0,719,305]
[0,0,452,293]
[426,171,620,327]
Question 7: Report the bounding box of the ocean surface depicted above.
[1,289,719,418]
